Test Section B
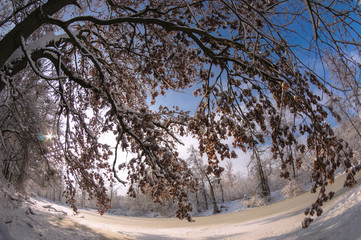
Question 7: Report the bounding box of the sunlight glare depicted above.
[45,133,54,140]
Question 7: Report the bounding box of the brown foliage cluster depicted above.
[1,0,361,225]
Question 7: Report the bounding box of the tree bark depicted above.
[205,174,219,214]
[195,192,200,210]
[81,189,86,208]
[255,150,270,198]
[0,0,78,92]
[201,181,208,210]
[219,180,225,203]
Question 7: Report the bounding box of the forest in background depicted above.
[35,115,361,218]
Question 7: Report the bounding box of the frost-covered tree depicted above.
[250,147,270,199]
[1,0,361,226]
[187,145,220,214]
[336,117,361,165]
[222,161,244,201]
[0,67,60,191]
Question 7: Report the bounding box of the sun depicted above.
[45,133,54,140]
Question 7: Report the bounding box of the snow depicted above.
[194,199,246,217]
[269,190,287,204]
[219,199,247,214]
[5,32,69,66]
[1,175,361,240]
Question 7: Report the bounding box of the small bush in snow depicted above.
[242,195,267,208]
[281,179,303,198]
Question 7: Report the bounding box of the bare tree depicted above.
[222,161,241,201]
[0,67,61,191]
[251,148,270,199]
[187,145,219,214]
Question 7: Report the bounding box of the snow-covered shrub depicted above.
[242,195,267,208]
[281,179,303,198]
[268,172,288,192]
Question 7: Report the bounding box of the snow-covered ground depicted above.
[0,180,107,240]
[194,199,246,217]
[194,191,286,217]
[1,173,361,240]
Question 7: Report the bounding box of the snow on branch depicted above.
[6,32,69,66]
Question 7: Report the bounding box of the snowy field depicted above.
[1,173,361,240]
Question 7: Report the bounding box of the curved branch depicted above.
[0,0,79,71]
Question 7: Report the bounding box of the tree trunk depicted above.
[290,148,296,179]
[254,149,270,198]
[81,189,86,208]
[201,181,208,210]
[58,182,63,202]
[52,188,56,201]
[195,192,200,210]
[205,174,219,214]
[219,181,225,203]
[109,184,114,209]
